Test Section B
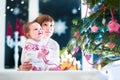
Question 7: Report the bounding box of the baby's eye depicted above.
[34,28,38,30]
[50,24,53,27]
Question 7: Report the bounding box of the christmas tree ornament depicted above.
[95,34,103,40]
[102,18,106,25]
[91,25,99,32]
[107,8,120,33]
[85,37,89,44]
[91,0,105,13]
[107,42,115,50]
[73,47,79,53]
[85,54,92,60]
[74,31,79,39]
[107,19,120,33]
[92,5,99,13]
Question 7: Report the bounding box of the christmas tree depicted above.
[60,0,120,68]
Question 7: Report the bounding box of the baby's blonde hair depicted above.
[23,21,37,38]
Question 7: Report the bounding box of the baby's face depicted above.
[29,22,44,41]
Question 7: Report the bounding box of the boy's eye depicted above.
[43,23,47,26]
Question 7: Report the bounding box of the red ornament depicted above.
[74,31,79,38]
[85,54,91,60]
[91,25,99,32]
[107,42,115,50]
[100,5,107,10]
[107,19,120,33]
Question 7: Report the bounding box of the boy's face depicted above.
[28,22,43,41]
[41,21,54,39]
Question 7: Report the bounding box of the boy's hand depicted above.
[19,61,32,71]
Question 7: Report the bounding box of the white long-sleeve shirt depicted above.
[21,38,60,71]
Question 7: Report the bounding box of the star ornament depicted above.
[54,20,68,36]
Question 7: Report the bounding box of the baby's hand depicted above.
[41,47,49,55]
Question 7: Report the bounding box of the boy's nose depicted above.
[46,26,51,31]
